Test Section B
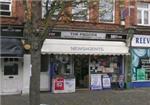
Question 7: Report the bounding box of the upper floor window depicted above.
[72,0,88,21]
[137,3,150,26]
[42,0,61,19]
[99,0,115,23]
[0,0,12,16]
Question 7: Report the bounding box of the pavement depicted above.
[1,88,150,105]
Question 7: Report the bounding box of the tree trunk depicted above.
[29,1,41,105]
[30,46,41,105]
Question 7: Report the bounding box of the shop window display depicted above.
[131,48,150,81]
[89,55,123,89]
[74,55,89,88]
[50,55,75,93]
[50,55,73,76]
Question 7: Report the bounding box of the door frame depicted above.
[1,58,23,95]
[74,55,89,89]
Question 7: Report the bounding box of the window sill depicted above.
[0,16,18,19]
[99,21,115,24]
[137,24,150,26]
[132,80,150,82]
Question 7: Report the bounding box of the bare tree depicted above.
[23,0,66,105]
[22,0,118,105]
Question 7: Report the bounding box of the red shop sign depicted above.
[54,77,64,90]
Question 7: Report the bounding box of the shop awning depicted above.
[41,39,129,55]
[0,38,24,57]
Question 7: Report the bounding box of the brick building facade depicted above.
[0,0,150,95]
[0,0,30,95]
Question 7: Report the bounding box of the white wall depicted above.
[40,72,50,91]
[0,59,2,95]
[22,54,31,94]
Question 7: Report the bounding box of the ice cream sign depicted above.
[131,35,150,47]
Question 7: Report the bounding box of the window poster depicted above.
[136,68,146,80]
[90,74,102,90]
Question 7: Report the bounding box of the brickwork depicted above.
[56,0,122,32]
[1,0,149,32]
[1,0,25,25]
[125,0,137,29]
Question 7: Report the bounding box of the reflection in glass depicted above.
[99,0,114,22]
[4,64,18,75]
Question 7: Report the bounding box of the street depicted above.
[1,88,150,105]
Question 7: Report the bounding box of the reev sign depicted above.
[131,35,150,47]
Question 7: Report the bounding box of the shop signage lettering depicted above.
[61,31,106,39]
[49,31,61,38]
[70,47,104,52]
[106,34,127,40]
[132,35,150,47]
[141,58,150,71]
[136,37,150,44]
[49,31,127,40]
[1,27,23,37]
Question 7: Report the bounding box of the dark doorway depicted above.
[74,55,89,89]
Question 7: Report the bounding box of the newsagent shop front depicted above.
[128,35,150,88]
[40,30,129,93]
[41,38,129,93]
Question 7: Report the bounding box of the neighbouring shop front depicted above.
[128,34,150,88]
[41,31,129,93]
[0,26,31,95]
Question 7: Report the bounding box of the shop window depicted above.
[4,58,19,62]
[90,55,122,83]
[4,63,18,75]
[131,48,150,81]
[99,0,115,23]
[50,55,73,76]
[41,55,48,72]
[72,0,88,21]
[0,0,12,16]
[41,0,62,19]
[137,2,150,26]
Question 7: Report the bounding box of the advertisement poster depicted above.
[54,77,64,90]
[102,76,111,88]
[136,68,146,80]
[65,79,75,92]
[90,74,102,90]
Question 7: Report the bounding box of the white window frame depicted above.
[72,0,89,22]
[137,2,150,26]
[41,0,51,19]
[99,0,115,23]
[0,0,12,17]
